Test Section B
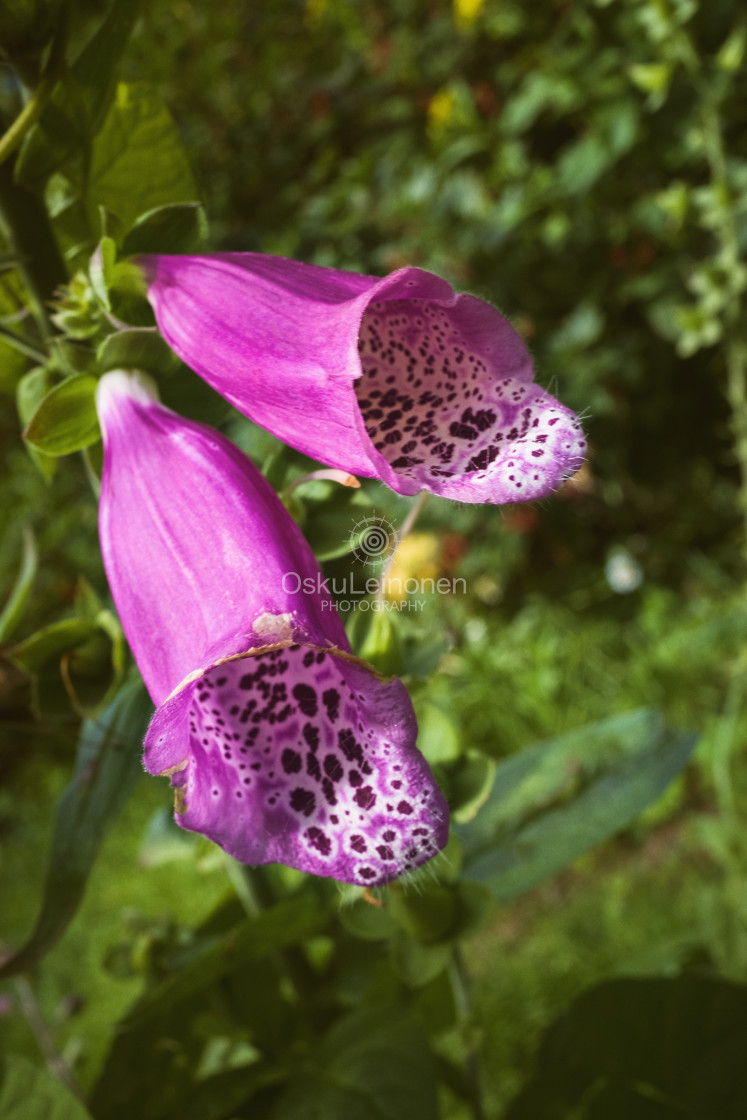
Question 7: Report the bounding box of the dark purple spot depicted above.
[289,788,316,817]
[293,683,318,716]
[281,748,302,774]
[321,777,337,805]
[322,688,340,721]
[306,753,321,780]
[323,754,344,782]
[303,723,320,751]
[306,827,331,856]
[354,786,376,810]
[338,728,364,765]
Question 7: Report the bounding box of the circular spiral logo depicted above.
[349,515,399,565]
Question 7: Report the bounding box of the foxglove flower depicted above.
[96,370,448,886]
[140,253,586,503]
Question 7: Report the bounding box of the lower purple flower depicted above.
[96,371,448,886]
[140,252,586,504]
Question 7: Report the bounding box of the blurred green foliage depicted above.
[3,0,747,1118]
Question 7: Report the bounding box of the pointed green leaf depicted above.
[0,527,38,642]
[460,709,698,901]
[0,1054,92,1120]
[16,0,143,189]
[97,327,180,375]
[10,617,98,670]
[120,891,330,1028]
[84,83,198,231]
[23,374,99,455]
[89,236,117,309]
[0,677,152,979]
[505,976,747,1119]
[120,202,208,257]
[276,1007,439,1120]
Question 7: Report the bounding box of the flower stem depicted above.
[450,945,486,1120]
[0,17,68,169]
[234,864,322,1027]
[14,976,85,1101]
[0,155,67,338]
[0,321,48,364]
[377,491,431,603]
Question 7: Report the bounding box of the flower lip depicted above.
[140,252,586,504]
[354,290,587,502]
[146,635,448,888]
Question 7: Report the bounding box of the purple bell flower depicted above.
[96,371,448,886]
[140,253,586,503]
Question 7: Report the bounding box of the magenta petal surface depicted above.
[141,252,586,503]
[96,372,448,885]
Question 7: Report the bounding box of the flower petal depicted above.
[97,371,449,885]
[96,369,346,707]
[357,298,586,502]
[148,647,447,886]
[140,252,585,503]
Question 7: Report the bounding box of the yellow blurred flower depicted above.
[454,0,486,31]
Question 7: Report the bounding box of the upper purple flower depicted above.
[96,371,448,886]
[140,253,586,503]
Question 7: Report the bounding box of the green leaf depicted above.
[459,709,698,902]
[97,327,180,375]
[0,274,32,393]
[23,376,100,454]
[351,608,404,677]
[412,969,458,1036]
[505,976,747,1119]
[0,527,38,642]
[300,486,374,561]
[275,1007,439,1120]
[121,891,331,1028]
[85,82,198,231]
[390,933,451,988]
[89,236,117,309]
[451,752,496,822]
[10,617,98,670]
[49,339,98,376]
[120,202,209,257]
[23,374,100,455]
[340,897,398,941]
[0,676,152,979]
[717,25,746,71]
[0,1054,92,1120]
[390,883,459,945]
[450,880,496,939]
[16,0,144,189]
[414,702,461,765]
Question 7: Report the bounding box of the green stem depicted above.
[377,491,431,604]
[450,945,486,1120]
[0,73,57,169]
[14,977,85,1101]
[0,321,48,364]
[235,865,322,1026]
[0,15,68,168]
[0,154,67,337]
